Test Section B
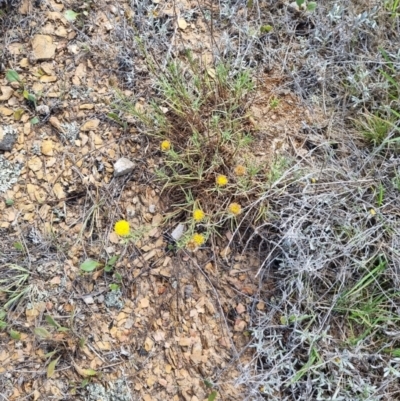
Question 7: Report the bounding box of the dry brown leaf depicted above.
[40,75,57,83]
[140,298,150,308]
[32,35,56,60]
[41,140,54,156]
[178,337,191,347]
[234,319,247,332]
[49,116,62,131]
[236,303,246,314]
[53,182,65,199]
[79,103,94,110]
[81,119,99,131]
[0,86,14,101]
[144,337,154,352]
[0,106,13,116]
[28,156,43,172]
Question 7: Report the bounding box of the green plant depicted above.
[111,52,269,250]
[375,182,385,207]
[384,0,400,17]
[269,96,280,109]
[80,254,119,273]
[357,112,398,146]
[6,70,37,107]
[296,0,317,12]
[0,264,31,311]
[334,257,400,346]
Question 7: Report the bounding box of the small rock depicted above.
[171,223,185,241]
[32,35,56,60]
[114,158,135,177]
[97,295,105,304]
[149,204,156,214]
[36,105,50,115]
[178,18,188,30]
[83,296,95,305]
[0,126,17,151]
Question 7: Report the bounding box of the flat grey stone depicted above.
[114,157,135,177]
[0,126,17,151]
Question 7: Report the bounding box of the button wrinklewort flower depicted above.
[193,209,205,222]
[161,140,171,151]
[192,233,205,246]
[229,202,241,215]
[234,165,246,176]
[114,220,130,236]
[216,174,228,186]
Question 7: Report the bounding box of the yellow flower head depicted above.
[193,209,205,222]
[114,220,130,236]
[192,233,205,246]
[229,202,242,215]
[161,140,171,151]
[216,174,228,186]
[234,165,246,177]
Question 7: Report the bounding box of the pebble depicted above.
[113,157,135,177]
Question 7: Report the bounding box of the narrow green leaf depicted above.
[0,309,6,320]
[6,69,21,83]
[34,327,51,339]
[57,326,70,333]
[44,350,58,358]
[10,329,21,340]
[296,0,305,6]
[107,112,121,122]
[47,357,60,378]
[45,315,60,328]
[208,391,218,401]
[0,321,7,330]
[80,259,100,272]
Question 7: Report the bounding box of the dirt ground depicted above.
[0,0,319,400]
